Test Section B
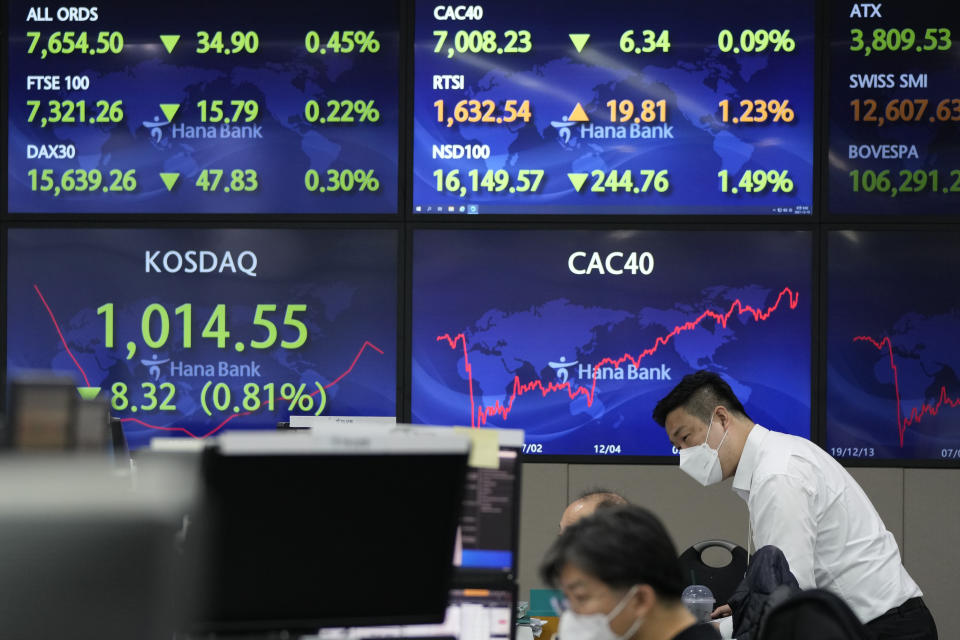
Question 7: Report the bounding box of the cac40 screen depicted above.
[411,229,811,456]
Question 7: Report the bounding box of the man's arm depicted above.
[748,473,818,589]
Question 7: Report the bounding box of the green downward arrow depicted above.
[159,103,180,122]
[568,173,589,192]
[160,173,180,191]
[76,387,101,400]
[569,34,591,53]
[159,34,181,54]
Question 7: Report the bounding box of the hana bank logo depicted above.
[143,115,172,145]
[550,115,577,147]
[551,103,590,147]
[143,104,179,147]
[547,356,579,384]
[141,353,170,382]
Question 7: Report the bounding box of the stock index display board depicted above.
[7,0,400,213]
[6,2,960,465]
[412,0,814,215]
[5,228,398,449]
[411,229,811,456]
[826,231,960,462]
[828,3,960,214]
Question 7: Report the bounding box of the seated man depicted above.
[559,489,629,532]
[541,504,720,640]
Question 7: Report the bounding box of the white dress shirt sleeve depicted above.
[716,615,734,639]
[747,473,818,590]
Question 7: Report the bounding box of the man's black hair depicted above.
[651,369,751,428]
[540,504,685,600]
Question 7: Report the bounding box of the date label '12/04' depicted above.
[594,444,622,454]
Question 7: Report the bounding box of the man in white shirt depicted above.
[652,370,938,640]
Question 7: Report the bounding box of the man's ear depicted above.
[715,405,730,428]
[629,584,657,618]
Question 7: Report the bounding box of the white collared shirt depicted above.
[731,424,921,623]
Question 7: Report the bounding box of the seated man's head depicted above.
[560,489,629,532]
[541,505,692,640]
[652,370,754,486]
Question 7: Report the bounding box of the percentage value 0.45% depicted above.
[718,169,795,194]
[305,30,380,54]
[201,381,327,417]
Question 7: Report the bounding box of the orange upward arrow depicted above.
[568,103,590,123]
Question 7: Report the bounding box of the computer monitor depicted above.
[454,444,522,577]
[285,415,398,431]
[191,432,471,634]
[292,422,524,578]
[315,583,517,640]
[290,416,398,428]
[0,456,202,640]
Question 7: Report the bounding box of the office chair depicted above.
[678,539,749,606]
[756,589,872,640]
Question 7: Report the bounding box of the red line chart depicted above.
[438,287,800,428]
[33,284,384,439]
[34,284,92,387]
[854,334,960,447]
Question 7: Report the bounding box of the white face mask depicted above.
[678,415,728,486]
[558,585,643,640]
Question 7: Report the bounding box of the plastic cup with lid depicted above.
[681,585,716,624]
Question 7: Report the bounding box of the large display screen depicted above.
[412,0,814,216]
[5,228,398,449]
[7,0,399,213]
[411,229,812,456]
[826,230,960,462]
[827,3,960,214]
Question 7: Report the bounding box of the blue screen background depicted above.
[827,231,960,460]
[6,228,398,449]
[7,0,400,213]
[827,3,960,215]
[411,229,811,455]
[413,0,814,215]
